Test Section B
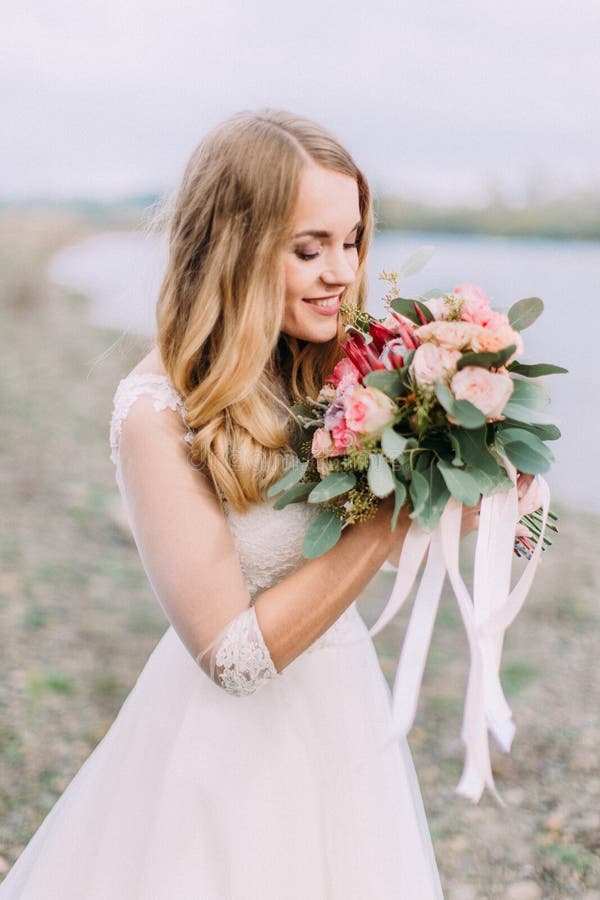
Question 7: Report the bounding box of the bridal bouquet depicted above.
[270,260,566,802]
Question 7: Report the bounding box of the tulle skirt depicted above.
[0,607,443,899]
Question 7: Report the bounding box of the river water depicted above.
[48,230,600,511]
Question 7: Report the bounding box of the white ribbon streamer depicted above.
[371,474,551,803]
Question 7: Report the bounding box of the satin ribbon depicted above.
[371,472,550,803]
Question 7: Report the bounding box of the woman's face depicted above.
[281,163,361,343]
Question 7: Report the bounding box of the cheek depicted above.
[284,259,312,301]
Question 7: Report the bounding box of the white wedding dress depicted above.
[0,374,443,899]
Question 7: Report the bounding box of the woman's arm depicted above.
[115,396,409,683]
[255,498,406,671]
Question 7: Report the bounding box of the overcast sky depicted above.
[3,0,599,203]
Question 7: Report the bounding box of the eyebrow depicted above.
[293,220,361,239]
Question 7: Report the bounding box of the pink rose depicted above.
[415,320,483,351]
[343,385,397,437]
[450,367,514,421]
[471,316,524,360]
[311,427,335,458]
[411,343,461,392]
[453,283,497,327]
[331,420,361,454]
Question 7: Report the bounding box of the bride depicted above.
[0,109,477,898]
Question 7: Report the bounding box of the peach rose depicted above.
[415,320,483,351]
[343,385,397,437]
[470,316,524,360]
[411,343,461,392]
[311,427,335,458]
[450,367,514,421]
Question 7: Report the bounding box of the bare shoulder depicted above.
[128,345,167,378]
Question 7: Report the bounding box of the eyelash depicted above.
[295,242,359,262]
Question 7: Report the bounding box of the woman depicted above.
[0,110,452,898]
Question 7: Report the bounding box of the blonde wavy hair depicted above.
[156,109,373,511]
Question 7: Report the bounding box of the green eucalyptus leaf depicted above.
[418,463,450,531]
[451,400,486,429]
[409,469,430,518]
[503,420,561,441]
[454,429,508,485]
[435,380,455,413]
[456,345,517,371]
[302,511,343,559]
[510,377,549,410]
[367,453,395,498]
[307,471,356,503]
[389,297,421,324]
[363,370,403,397]
[449,432,464,467]
[508,361,568,377]
[498,441,552,475]
[389,298,434,325]
[498,427,554,463]
[437,459,481,507]
[508,297,544,331]
[266,460,308,498]
[502,402,557,426]
[398,244,435,278]
[391,476,407,530]
[381,426,408,460]
[273,482,317,510]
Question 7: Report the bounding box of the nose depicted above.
[320,248,358,288]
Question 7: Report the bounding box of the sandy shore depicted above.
[1,210,599,897]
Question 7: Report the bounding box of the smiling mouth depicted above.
[302,294,341,308]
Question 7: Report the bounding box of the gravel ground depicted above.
[1,211,598,897]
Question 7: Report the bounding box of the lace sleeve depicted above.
[108,373,280,698]
[196,606,278,696]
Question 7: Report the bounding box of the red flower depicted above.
[342,332,386,381]
[368,321,398,352]
[389,312,419,350]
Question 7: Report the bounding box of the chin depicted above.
[284,323,339,344]
[281,310,340,344]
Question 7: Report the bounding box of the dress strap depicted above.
[109,373,194,465]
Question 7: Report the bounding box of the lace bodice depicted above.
[109,373,362,697]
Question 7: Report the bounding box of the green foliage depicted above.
[367,453,394,497]
[509,361,568,377]
[456,345,516,371]
[497,427,554,474]
[302,510,342,559]
[437,459,480,507]
[381,425,407,460]
[266,460,308,498]
[508,297,544,330]
[307,471,356,503]
[390,296,435,324]
[273,482,317,509]
[363,369,403,396]
[391,476,407,530]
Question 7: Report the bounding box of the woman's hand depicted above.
[461,501,481,538]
